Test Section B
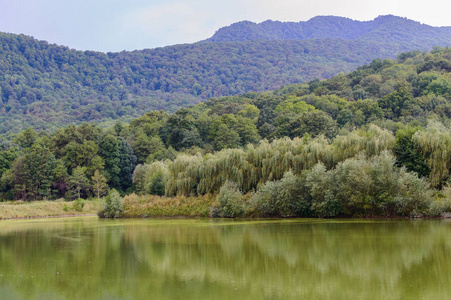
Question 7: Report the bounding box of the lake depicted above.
[0,217,450,299]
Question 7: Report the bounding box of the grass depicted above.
[0,199,102,220]
[122,193,216,218]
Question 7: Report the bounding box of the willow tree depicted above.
[246,138,301,185]
[296,135,334,171]
[197,148,256,194]
[332,124,395,163]
[413,121,451,188]
[160,127,395,197]
[165,154,202,196]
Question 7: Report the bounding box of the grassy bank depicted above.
[122,194,216,218]
[0,199,102,220]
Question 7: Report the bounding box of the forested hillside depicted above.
[1,15,451,134]
[2,48,451,218]
[208,15,451,47]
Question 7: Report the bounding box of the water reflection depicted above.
[0,218,450,299]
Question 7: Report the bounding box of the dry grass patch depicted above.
[122,193,216,218]
[0,199,102,220]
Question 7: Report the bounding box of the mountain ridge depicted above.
[207,15,451,44]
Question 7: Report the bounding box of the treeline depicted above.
[1,48,451,217]
[2,17,451,134]
[0,124,136,200]
[121,47,451,158]
[133,123,450,217]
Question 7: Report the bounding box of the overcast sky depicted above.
[1,0,450,52]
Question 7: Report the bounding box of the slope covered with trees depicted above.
[1,15,451,134]
[208,15,451,47]
[1,48,451,218]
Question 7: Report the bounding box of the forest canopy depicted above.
[1,15,451,134]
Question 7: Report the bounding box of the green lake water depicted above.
[0,217,451,299]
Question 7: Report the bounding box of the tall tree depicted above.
[378,87,414,118]
[67,166,90,199]
[413,121,451,188]
[20,142,56,200]
[92,169,108,199]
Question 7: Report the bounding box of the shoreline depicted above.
[3,214,450,222]
[0,214,97,221]
[2,194,451,221]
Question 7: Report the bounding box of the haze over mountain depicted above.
[0,15,450,134]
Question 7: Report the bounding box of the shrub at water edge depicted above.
[211,181,245,218]
[98,189,123,218]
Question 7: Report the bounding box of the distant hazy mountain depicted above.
[207,15,451,49]
[0,15,450,134]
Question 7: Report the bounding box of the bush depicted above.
[251,171,312,217]
[250,152,434,218]
[305,163,344,217]
[394,172,433,217]
[98,189,124,218]
[72,199,85,212]
[212,181,244,218]
[427,198,451,217]
[250,180,280,217]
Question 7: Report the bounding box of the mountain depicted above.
[0,15,451,134]
[207,15,451,48]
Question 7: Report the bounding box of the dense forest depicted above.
[207,15,451,46]
[1,48,451,218]
[1,15,451,134]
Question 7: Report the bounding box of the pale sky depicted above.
[1,0,450,52]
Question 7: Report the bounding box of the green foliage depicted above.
[98,189,123,218]
[250,181,280,216]
[1,17,451,134]
[132,164,151,195]
[251,171,311,217]
[72,199,85,212]
[149,170,165,196]
[212,181,244,218]
[2,34,451,219]
[393,126,430,177]
[52,159,68,198]
[132,130,152,164]
[13,128,37,149]
[413,121,451,188]
[0,145,20,178]
[378,87,414,118]
[208,15,451,47]
[13,142,57,200]
[213,124,241,150]
[275,97,315,114]
[290,110,338,139]
[67,167,90,200]
[91,170,108,199]
[251,152,433,217]
[145,136,171,163]
[132,161,168,196]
